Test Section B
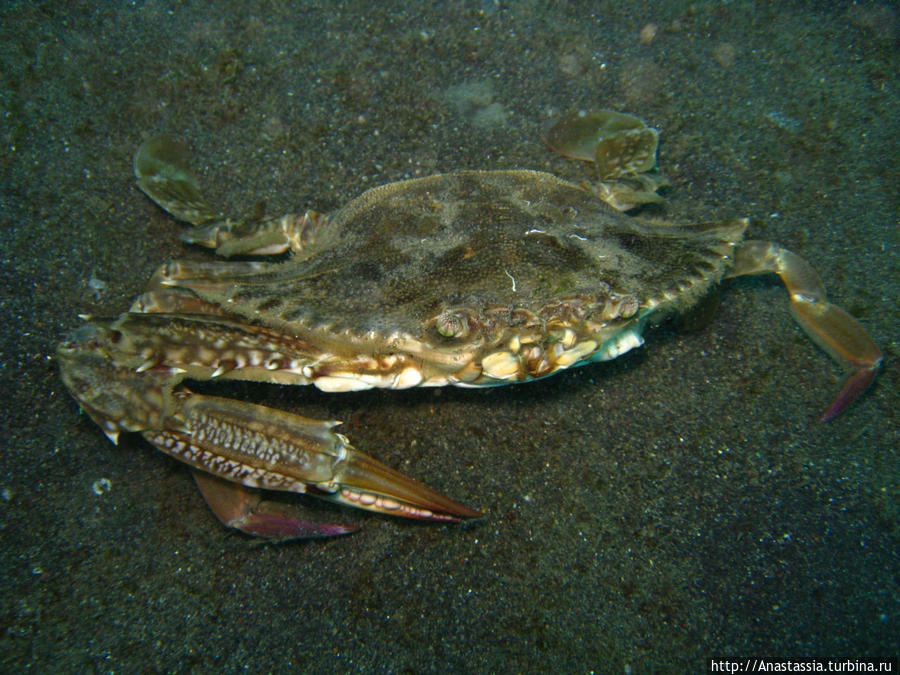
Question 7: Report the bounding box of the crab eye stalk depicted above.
[434,310,470,339]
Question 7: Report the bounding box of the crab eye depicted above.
[434,311,470,339]
[617,294,639,318]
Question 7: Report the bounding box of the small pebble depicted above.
[92,478,113,496]
[639,23,658,45]
[764,111,801,134]
[87,271,107,300]
[712,43,736,68]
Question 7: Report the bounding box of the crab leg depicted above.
[727,240,882,420]
[135,135,326,257]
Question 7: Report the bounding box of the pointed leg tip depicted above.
[819,407,839,423]
[417,494,483,522]
[819,365,880,422]
[425,505,482,523]
[452,503,483,520]
[420,494,482,521]
[334,485,482,523]
[236,512,359,540]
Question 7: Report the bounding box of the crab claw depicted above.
[59,317,479,540]
[192,471,358,541]
[147,392,482,526]
[728,241,882,420]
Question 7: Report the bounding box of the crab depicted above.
[57,111,882,541]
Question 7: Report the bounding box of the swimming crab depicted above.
[57,111,882,540]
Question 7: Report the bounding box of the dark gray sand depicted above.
[1,2,897,671]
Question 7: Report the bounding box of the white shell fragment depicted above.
[91,478,113,496]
